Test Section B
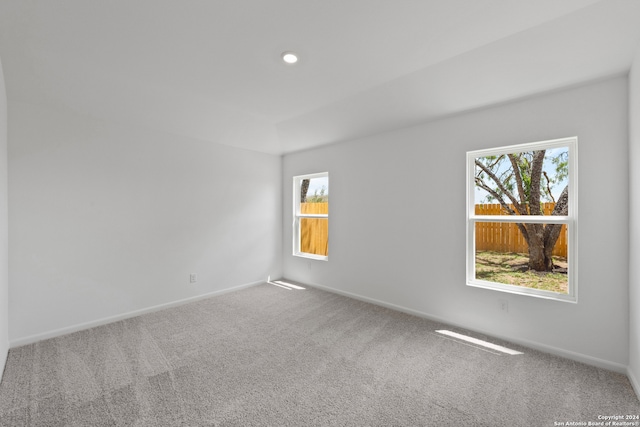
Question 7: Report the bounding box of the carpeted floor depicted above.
[0,282,637,426]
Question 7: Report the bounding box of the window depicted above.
[467,137,577,302]
[293,172,329,260]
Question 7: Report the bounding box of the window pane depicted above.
[474,147,569,215]
[294,172,328,260]
[301,176,328,205]
[300,218,328,256]
[474,222,568,294]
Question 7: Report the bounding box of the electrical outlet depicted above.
[190,273,197,283]
[499,299,509,313]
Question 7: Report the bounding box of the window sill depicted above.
[293,252,328,261]
[467,279,577,303]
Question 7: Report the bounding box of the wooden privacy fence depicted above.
[475,203,568,258]
[300,202,328,256]
[298,202,567,258]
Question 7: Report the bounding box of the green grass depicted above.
[475,251,568,294]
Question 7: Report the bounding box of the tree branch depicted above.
[542,185,569,262]
[550,185,568,216]
[508,154,528,214]
[528,150,546,215]
[475,159,522,212]
[543,171,555,203]
[475,178,517,215]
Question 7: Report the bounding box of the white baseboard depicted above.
[10,280,264,348]
[0,340,7,380]
[628,366,640,399]
[302,280,629,375]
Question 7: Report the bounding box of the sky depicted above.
[306,176,329,197]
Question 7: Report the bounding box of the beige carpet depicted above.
[0,282,637,426]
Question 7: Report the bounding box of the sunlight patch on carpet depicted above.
[436,330,523,355]
[268,280,306,290]
[269,282,292,290]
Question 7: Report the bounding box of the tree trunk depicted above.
[527,234,555,270]
[527,185,568,271]
[527,223,550,270]
[300,179,310,203]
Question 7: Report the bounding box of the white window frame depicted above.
[466,137,578,302]
[293,172,329,261]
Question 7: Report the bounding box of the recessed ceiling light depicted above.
[281,51,298,65]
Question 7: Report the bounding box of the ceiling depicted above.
[1,0,639,155]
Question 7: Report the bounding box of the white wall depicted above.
[629,44,640,392]
[8,102,282,344]
[0,56,9,372]
[283,76,630,371]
